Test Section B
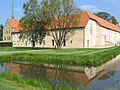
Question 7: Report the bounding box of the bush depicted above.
[0,42,12,47]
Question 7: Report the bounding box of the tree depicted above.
[95,12,118,25]
[0,24,3,41]
[41,0,82,49]
[19,0,47,47]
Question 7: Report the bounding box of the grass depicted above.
[0,47,53,52]
[0,72,51,90]
[0,46,120,66]
[25,47,112,55]
[0,83,17,90]
[0,73,82,90]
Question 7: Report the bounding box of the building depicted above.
[3,11,120,48]
[3,19,19,42]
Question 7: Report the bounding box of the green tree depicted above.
[19,0,47,47]
[41,0,82,49]
[0,24,3,41]
[95,12,118,25]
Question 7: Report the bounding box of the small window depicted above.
[70,40,72,44]
[90,23,93,34]
[63,39,66,46]
[4,37,6,40]
[87,40,89,47]
[104,35,106,41]
[52,40,54,46]
[43,40,45,45]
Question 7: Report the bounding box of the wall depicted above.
[84,19,97,47]
[3,20,13,42]
[12,28,84,48]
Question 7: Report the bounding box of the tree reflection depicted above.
[98,71,115,80]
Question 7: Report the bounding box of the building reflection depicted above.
[2,55,120,89]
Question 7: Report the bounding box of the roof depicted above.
[84,11,120,32]
[12,11,120,33]
[8,19,19,29]
[12,25,21,33]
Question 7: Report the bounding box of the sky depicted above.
[0,0,120,26]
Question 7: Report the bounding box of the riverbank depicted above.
[0,46,120,66]
[0,72,81,90]
[0,73,51,90]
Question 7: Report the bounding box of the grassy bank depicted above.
[0,73,51,90]
[0,46,120,66]
[0,73,82,90]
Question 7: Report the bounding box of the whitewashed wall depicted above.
[84,19,97,47]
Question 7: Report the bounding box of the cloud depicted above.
[14,8,21,12]
[80,5,101,12]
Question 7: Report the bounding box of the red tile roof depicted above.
[8,19,19,29]
[84,11,120,32]
[12,11,120,33]
[12,25,21,33]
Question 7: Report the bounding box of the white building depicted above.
[3,11,120,48]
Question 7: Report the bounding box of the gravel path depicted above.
[0,50,50,56]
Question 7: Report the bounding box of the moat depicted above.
[1,55,120,90]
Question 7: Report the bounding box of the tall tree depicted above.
[19,0,47,47]
[0,24,3,41]
[41,0,82,49]
[95,12,118,25]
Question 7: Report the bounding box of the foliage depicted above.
[19,0,47,47]
[0,24,3,41]
[95,12,118,25]
[41,0,82,49]
[0,42,12,47]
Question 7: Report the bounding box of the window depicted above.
[70,40,72,44]
[43,40,45,45]
[87,40,89,47]
[104,35,106,41]
[90,23,93,34]
[63,39,66,46]
[4,37,6,40]
[52,40,54,46]
[25,41,27,46]
[7,36,10,40]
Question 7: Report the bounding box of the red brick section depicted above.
[11,11,120,33]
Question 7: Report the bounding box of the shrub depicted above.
[0,42,12,47]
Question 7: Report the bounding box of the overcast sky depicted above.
[0,0,120,25]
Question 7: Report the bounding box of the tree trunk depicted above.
[32,40,35,48]
[56,42,62,49]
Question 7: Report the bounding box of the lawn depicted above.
[26,47,116,55]
[0,47,53,52]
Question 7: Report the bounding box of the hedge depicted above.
[0,42,13,47]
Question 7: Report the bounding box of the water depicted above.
[1,55,120,90]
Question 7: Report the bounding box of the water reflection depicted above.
[1,55,120,89]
